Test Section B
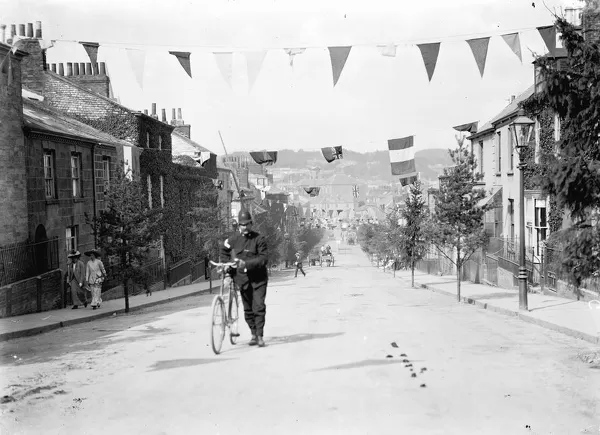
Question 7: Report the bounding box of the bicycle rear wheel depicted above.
[210,295,226,354]
[228,284,240,345]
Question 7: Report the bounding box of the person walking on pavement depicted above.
[220,210,269,347]
[294,251,306,278]
[85,249,106,310]
[67,250,88,309]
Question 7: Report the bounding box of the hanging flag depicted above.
[243,51,267,92]
[377,44,397,57]
[466,37,490,78]
[10,35,24,54]
[453,121,479,134]
[249,151,278,165]
[214,52,233,88]
[537,26,556,55]
[328,46,352,87]
[400,173,419,187]
[352,185,359,198]
[388,136,416,176]
[501,33,522,63]
[39,39,55,50]
[80,42,99,70]
[284,48,306,67]
[169,51,192,78]
[417,42,440,82]
[126,48,146,89]
[304,187,321,197]
[322,146,343,163]
[194,151,212,167]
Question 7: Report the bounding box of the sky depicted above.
[1,0,580,154]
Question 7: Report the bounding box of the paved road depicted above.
[1,246,599,435]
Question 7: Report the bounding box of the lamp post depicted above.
[509,111,535,311]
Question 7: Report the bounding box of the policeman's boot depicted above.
[249,335,258,346]
[257,336,265,347]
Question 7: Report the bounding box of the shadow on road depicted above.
[265,332,345,347]
[313,359,404,371]
[148,358,233,372]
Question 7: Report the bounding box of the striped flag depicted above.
[388,136,416,184]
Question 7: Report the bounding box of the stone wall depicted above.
[0,269,62,318]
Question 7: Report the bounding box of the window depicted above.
[534,199,548,256]
[478,141,484,174]
[147,174,152,209]
[159,175,164,207]
[554,112,561,143]
[71,153,82,197]
[508,128,514,171]
[43,150,56,198]
[102,157,111,190]
[534,118,541,164]
[496,132,502,173]
[146,131,150,148]
[66,226,78,252]
[508,199,515,240]
[158,135,162,150]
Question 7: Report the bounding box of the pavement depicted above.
[1,244,598,435]
[383,265,600,345]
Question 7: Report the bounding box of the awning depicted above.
[478,187,502,208]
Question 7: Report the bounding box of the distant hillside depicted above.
[266,148,453,183]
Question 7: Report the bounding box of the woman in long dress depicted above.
[85,249,106,310]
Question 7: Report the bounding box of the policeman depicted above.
[220,209,269,347]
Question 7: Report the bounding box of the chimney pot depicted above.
[144,109,148,115]
[18,24,25,36]
[178,108,182,119]
[67,63,73,76]
[79,62,86,75]
[0,25,6,44]
[27,23,33,38]
[151,103,157,115]
[73,63,80,75]
[86,63,92,75]
[35,21,42,38]
[99,62,106,75]
[58,63,64,76]
[10,24,16,38]
[172,108,176,121]
[51,63,56,73]
[161,109,167,122]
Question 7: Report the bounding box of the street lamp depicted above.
[509,111,535,311]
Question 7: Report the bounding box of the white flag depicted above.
[214,52,233,89]
[243,51,267,92]
[126,48,146,89]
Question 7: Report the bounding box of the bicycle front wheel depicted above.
[229,285,240,345]
[210,295,226,355]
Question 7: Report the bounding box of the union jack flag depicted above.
[352,185,359,198]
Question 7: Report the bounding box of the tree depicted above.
[430,136,489,301]
[522,8,600,286]
[254,211,284,267]
[398,180,429,287]
[91,165,162,313]
[189,180,224,261]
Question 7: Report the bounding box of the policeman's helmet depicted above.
[238,210,253,225]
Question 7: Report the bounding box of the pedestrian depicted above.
[67,249,88,309]
[294,251,306,278]
[220,210,269,347]
[85,249,106,310]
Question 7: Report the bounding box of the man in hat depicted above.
[220,209,269,347]
[294,251,306,278]
[67,250,87,309]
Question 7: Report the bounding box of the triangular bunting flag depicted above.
[126,48,146,89]
[214,52,233,88]
[501,33,522,63]
[243,51,267,92]
[377,44,397,57]
[194,151,212,167]
[328,46,352,87]
[537,26,556,55]
[303,187,320,197]
[466,37,490,78]
[169,51,192,78]
[284,48,306,68]
[80,42,99,71]
[321,146,343,163]
[453,121,479,134]
[249,151,278,165]
[417,43,440,82]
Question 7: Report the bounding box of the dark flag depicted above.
[322,146,343,163]
[250,151,278,165]
[303,187,321,197]
[453,121,479,134]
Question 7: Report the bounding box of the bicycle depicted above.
[208,260,241,355]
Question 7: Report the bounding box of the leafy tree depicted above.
[430,136,489,301]
[91,165,162,313]
[522,8,600,286]
[398,180,429,287]
[254,211,285,267]
[189,180,224,261]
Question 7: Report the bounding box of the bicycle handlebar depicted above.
[209,260,238,268]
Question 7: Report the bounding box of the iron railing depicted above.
[0,238,60,286]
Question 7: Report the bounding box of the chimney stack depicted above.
[161,108,167,122]
[35,21,42,38]
[0,25,6,44]
[26,23,33,38]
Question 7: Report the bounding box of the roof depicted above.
[171,131,215,158]
[22,99,133,148]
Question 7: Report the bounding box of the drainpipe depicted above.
[92,143,98,248]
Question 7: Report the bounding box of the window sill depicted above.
[45,198,59,205]
[495,172,502,176]
[73,198,85,203]
[507,171,514,176]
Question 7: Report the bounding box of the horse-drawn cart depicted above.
[320,253,335,267]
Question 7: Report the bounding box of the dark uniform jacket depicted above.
[220,230,268,285]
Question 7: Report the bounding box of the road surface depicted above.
[1,245,599,435]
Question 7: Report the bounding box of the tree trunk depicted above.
[124,278,130,313]
[411,261,415,288]
[456,257,461,302]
